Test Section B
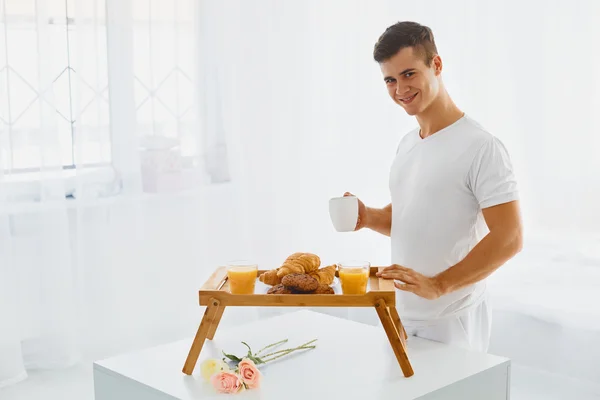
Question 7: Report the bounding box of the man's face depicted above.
[379,47,441,116]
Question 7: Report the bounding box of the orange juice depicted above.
[227,265,258,294]
[339,267,369,294]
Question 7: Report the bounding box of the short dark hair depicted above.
[373,21,438,66]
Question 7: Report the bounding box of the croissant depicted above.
[259,269,281,286]
[276,252,320,278]
[309,265,336,285]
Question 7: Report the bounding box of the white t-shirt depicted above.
[389,114,519,323]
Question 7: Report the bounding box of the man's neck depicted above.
[416,88,464,139]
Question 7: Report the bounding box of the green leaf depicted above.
[241,341,253,357]
[222,351,242,363]
[241,341,252,352]
[254,356,265,364]
[247,354,264,365]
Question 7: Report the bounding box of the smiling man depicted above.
[345,21,523,352]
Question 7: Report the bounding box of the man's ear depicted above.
[432,55,443,76]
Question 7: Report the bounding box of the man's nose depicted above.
[396,84,410,96]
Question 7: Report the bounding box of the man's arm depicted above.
[364,204,393,237]
[433,200,523,295]
[344,192,392,237]
[377,200,523,299]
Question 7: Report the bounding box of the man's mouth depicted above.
[399,93,418,105]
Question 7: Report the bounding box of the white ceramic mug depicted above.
[328,196,359,232]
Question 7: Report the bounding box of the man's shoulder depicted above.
[458,115,495,143]
[451,115,509,158]
[459,117,517,181]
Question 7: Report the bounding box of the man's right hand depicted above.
[343,192,393,237]
[344,192,369,231]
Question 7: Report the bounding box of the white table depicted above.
[94,310,510,399]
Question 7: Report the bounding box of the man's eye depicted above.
[385,79,395,84]
[405,72,414,78]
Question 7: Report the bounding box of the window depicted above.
[1,0,200,174]
[1,0,110,172]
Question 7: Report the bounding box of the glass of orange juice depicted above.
[337,261,370,295]
[227,261,258,295]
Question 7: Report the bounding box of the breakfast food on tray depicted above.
[258,252,337,294]
[267,284,294,294]
[313,283,335,294]
[276,252,320,278]
[258,269,281,286]
[265,274,335,295]
[259,252,328,285]
[308,264,336,285]
[281,273,320,293]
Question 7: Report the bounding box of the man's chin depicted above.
[402,107,419,116]
[395,100,420,116]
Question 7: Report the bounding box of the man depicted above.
[346,21,523,352]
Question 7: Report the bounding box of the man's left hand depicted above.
[376,265,444,300]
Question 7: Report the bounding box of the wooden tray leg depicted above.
[375,299,414,377]
[182,298,221,375]
[388,306,408,341]
[206,305,225,340]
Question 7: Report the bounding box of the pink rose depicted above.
[238,358,262,389]
[210,371,243,394]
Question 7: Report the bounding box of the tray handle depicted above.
[201,266,228,291]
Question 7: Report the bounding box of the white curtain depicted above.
[0,0,229,388]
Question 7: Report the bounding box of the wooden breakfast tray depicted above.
[182,266,414,378]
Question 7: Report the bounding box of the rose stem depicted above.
[256,339,289,356]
